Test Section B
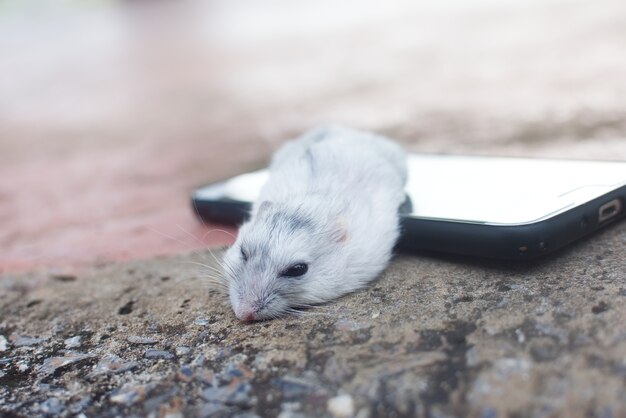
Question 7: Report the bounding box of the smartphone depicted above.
[191,154,626,260]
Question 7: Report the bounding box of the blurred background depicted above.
[1,0,625,272]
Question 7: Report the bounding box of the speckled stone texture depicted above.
[1,220,624,417]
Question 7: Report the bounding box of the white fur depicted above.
[222,126,408,321]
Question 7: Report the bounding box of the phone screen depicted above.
[193,155,626,225]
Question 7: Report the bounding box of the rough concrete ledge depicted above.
[1,221,625,418]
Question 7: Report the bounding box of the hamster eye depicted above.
[280,263,308,278]
[240,247,248,262]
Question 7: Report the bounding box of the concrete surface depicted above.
[1,0,626,417]
[1,222,625,417]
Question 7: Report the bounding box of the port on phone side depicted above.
[598,198,623,223]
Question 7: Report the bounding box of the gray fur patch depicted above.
[270,210,314,235]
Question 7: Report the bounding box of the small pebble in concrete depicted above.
[323,356,354,385]
[10,335,46,347]
[51,274,77,282]
[592,301,609,314]
[0,335,8,351]
[176,366,194,382]
[110,386,147,406]
[281,401,302,413]
[201,382,253,407]
[221,362,254,382]
[493,358,531,378]
[39,397,63,415]
[118,300,135,315]
[92,354,138,375]
[176,346,191,356]
[64,336,81,349]
[530,343,559,362]
[198,368,215,385]
[481,407,498,418]
[335,319,368,332]
[18,360,29,372]
[127,335,158,345]
[39,352,96,376]
[197,404,222,417]
[327,394,355,418]
[68,395,92,414]
[144,350,175,360]
[273,377,319,400]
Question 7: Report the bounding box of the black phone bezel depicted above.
[191,180,625,261]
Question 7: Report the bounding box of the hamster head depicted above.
[222,200,348,322]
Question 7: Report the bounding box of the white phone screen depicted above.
[194,155,626,225]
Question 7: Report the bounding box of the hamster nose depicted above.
[235,308,257,322]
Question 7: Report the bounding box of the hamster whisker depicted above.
[197,276,229,294]
[205,284,229,295]
[220,258,239,281]
[199,275,229,292]
[295,301,336,313]
[174,223,207,247]
[174,224,226,251]
[283,308,308,316]
[181,260,223,276]
[203,249,225,272]
[193,269,227,284]
[182,257,222,273]
[200,227,237,241]
[194,245,232,276]
[191,198,236,236]
[178,260,230,292]
[150,228,225,270]
[175,224,233,266]
[148,227,199,251]
[196,271,229,290]
[195,276,228,292]
[284,307,328,318]
[148,226,225,268]
[284,303,329,314]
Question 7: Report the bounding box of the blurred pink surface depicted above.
[1,0,625,272]
[0,147,237,272]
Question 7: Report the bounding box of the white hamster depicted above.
[221,126,408,321]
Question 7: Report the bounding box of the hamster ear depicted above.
[257,201,273,215]
[332,216,349,244]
